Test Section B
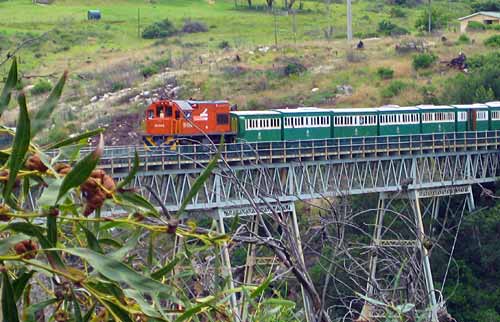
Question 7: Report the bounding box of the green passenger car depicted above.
[417,105,456,133]
[230,111,282,142]
[486,102,500,131]
[331,108,378,138]
[273,108,331,141]
[377,107,421,136]
[453,104,489,131]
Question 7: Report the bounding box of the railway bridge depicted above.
[42,131,500,321]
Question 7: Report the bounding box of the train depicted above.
[143,99,500,146]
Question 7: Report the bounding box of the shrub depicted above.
[378,20,408,36]
[218,40,230,49]
[412,53,437,70]
[376,67,395,79]
[484,34,500,47]
[466,21,485,31]
[111,81,125,92]
[486,24,500,31]
[415,7,448,31]
[141,65,159,78]
[182,19,208,33]
[389,7,406,18]
[381,80,407,98]
[442,52,500,103]
[284,61,306,76]
[457,34,470,43]
[142,19,177,39]
[31,79,52,95]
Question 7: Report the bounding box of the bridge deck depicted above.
[85,131,500,175]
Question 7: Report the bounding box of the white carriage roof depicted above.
[417,105,454,110]
[452,104,489,109]
[273,107,330,114]
[329,108,378,113]
[377,106,419,112]
[230,111,281,116]
[486,101,500,108]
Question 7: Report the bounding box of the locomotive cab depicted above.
[144,100,235,146]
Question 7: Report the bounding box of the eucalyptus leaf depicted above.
[0,57,18,116]
[31,71,67,137]
[24,298,58,322]
[177,147,220,217]
[124,289,163,319]
[63,248,177,300]
[174,296,215,322]
[46,128,104,150]
[151,256,181,280]
[3,91,30,207]
[109,230,140,261]
[118,191,158,215]
[13,270,34,302]
[2,271,20,322]
[80,224,104,253]
[56,134,103,204]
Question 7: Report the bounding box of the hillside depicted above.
[0,1,500,322]
[0,0,498,143]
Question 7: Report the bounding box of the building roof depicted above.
[458,11,500,21]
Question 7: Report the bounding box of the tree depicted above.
[415,6,448,31]
[266,0,274,8]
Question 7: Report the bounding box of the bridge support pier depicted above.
[361,185,475,322]
[215,202,313,322]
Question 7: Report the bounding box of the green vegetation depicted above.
[484,34,500,47]
[457,33,470,43]
[377,20,408,36]
[412,52,437,69]
[142,19,177,39]
[415,7,448,31]
[471,0,500,12]
[467,21,486,31]
[442,52,500,103]
[381,80,407,98]
[376,67,395,79]
[30,79,53,95]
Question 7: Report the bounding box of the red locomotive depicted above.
[143,99,235,146]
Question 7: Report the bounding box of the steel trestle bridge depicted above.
[41,131,500,321]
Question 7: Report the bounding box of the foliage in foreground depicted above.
[0,58,295,321]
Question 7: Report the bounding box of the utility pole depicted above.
[428,0,432,33]
[346,0,352,41]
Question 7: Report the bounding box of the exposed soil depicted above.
[90,113,143,146]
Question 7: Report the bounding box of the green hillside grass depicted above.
[0,0,473,73]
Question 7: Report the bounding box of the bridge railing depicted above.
[68,131,500,174]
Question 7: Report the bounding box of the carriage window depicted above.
[175,111,180,119]
[166,106,172,117]
[148,110,154,119]
[216,114,229,125]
